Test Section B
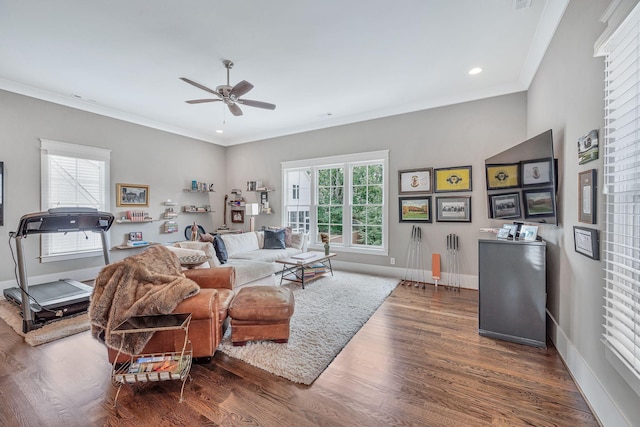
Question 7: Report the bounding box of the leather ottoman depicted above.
[229,286,295,346]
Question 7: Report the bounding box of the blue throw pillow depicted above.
[213,235,228,264]
[264,229,286,249]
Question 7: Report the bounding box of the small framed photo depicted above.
[573,226,600,260]
[436,196,471,222]
[578,169,597,224]
[496,228,511,240]
[399,196,432,223]
[519,225,538,241]
[128,231,143,241]
[116,183,149,207]
[231,209,245,223]
[485,163,520,190]
[521,158,553,187]
[578,129,599,165]
[489,192,521,219]
[523,188,555,219]
[434,166,472,192]
[398,168,433,194]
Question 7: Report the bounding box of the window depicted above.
[598,3,640,396]
[282,150,388,254]
[40,139,110,261]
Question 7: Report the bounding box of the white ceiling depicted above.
[0,0,568,146]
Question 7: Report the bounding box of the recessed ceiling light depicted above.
[216,129,224,134]
[469,67,483,75]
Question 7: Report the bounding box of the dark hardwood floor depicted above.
[0,284,599,426]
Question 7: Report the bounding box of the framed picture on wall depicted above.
[489,192,521,219]
[399,196,432,223]
[523,188,555,218]
[435,196,471,222]
[116,183,149,207]
[578,169,597,224]
[434,166,472,192]
[485,163,520,190]
[574,226,600,260]
[521,158,553,187]
[398,168,433,194]
[231,209,245,223]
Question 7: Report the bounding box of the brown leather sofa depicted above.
[108,266,236,363]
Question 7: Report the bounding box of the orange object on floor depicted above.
[432,253,441,287]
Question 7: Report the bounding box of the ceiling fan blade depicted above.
[230,80,254,98]
[239,99,276,110]
[185,99,222,104]
[228,103,243,116]
[180,77,221,97]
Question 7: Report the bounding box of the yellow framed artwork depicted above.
[485,163,520,190]
[434,166,472,193]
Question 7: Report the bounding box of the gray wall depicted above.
[528,0,640,425]
[226,92,528,284]
[0,89,226,285]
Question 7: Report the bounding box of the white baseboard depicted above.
[0,267,102,294]
[332,260,479,290]
[547,311,628,427]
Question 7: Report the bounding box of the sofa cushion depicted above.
[214,235,228,264]
[268,226,292,247]
[230,247,302,263]
[165,246,210,268]
[264,229,286,249]
[226,259,277,286]
[290,232,306,250]
[174,241,221,267]
[222,232,260,256]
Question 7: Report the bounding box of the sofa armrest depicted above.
[174,288,218,319]
[184,266,235,290]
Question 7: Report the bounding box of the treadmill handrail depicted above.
[14,208,114,237]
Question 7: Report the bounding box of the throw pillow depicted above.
[268,226,292,247]
[264,228,286,249]
[213,235,228,264]
[200,232,215,243]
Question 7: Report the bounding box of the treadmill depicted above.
[3,207,114,332]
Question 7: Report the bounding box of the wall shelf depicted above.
[115,219,154,224]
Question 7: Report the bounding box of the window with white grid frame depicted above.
[598,2,640,396]
[281,150,388,255]
[284,168,310,233]
[40,139,110,261]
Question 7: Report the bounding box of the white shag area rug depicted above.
[218,270,398,385]
[0,299,90,346]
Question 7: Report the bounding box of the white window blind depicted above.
[600,2,640,396]
[40,139,110,261]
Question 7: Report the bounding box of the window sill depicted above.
[40,250,104,263]
[308,244,388,257]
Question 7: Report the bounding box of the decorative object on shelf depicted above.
[163,221,178,233]
[163,207,178,219]
[578,129,599,165]
[435,196,472,222]
[129,232,143,241]
[190,221,198,241]
[184,224,205,241]
[246,203,260,232]
[186,181,215,193]
[573,226,600,260]
[125,210,151,222]
[116,183,149,207]
[320,232,330,255]
[398,168,433,194]
[399,196,432,223]
[182,205,211,213]
[578,169,597,224]
[519,225,539,241]
[164,199,178,206]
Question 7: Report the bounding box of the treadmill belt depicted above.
[28,280,90,300]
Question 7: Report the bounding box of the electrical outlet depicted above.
[390,257,396,265]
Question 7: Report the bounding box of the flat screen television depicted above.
[484,129,558,226]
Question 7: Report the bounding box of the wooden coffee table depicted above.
[276,252,335,289]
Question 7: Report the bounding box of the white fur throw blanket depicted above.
[89,245,200,355]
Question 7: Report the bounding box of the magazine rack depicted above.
[110,313,193,405]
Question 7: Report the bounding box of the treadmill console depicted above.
[16,207,114,236]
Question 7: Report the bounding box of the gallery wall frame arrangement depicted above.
[489,192,521,219]
[521,158,553,187]
[435,196,471,222]
[116,183,149,207]
[398,168,433,194]
[573,226,600,260]
[523,188,555,219]
[578,169,597,224]
[485,163,520,190]
[399,196,432,223]
[434,166,472,193]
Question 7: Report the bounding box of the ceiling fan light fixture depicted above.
[469,67,483,75]
[216,129,224,134]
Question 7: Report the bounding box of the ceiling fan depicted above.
[180,60,276,117]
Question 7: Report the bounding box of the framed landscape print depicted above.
[521,158,553,187]
[116,183,149,207]
[436,196,471,222]
[573,226,600,260]
[398,168,433,194]
[578,169,597,224]
[489,192,521,219]
[434,166,472,192]
[399,196,432,223]
[485,163,520,190]
[523,188,555,219]
[578,129,599,165]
